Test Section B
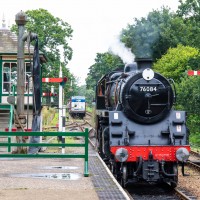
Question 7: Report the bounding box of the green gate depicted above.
[0,129,89,177]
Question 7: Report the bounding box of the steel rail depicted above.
[186,160,200,171]
[174,187,197,200]
[190,150,200,157]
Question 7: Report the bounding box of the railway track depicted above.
[187,150,200,171]
[86,111,93,117]
[87,127,199,200]
[88,131,197,200]
[42,117,199,200]
[174,187,197,200]
[187,160,200,171]
[190,150,200,157]
[89,137,197,200]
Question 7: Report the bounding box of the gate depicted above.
[0,129,89,177]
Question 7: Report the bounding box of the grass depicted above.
[48,136,75,144]
[46,135,85,154]
[42,106,57,126]
[191,145,200,152]
[50,113,59,126]
[42,107,77,152]
[86,107,93,113]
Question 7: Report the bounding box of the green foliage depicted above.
[153,44,200,145]
[11,9,76,100]
[177,0,200,48]
[86,107,93,113]
[75,85,95,106]
[121,7,192,60]
[12,9,73,67]
[186,114,200,146]
[153,45,199,82]
[11,9,81,103]
[177,76,200,114]
[85,88,95,107]
[120,1,200,146]
[64,76,81,100]
[86,52,123,90]
[178,0,200,21]
[176,75,200,146]
[42,106,56,126]
[50,112,59,126]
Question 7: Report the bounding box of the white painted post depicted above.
[58,64,66,154]
[59,65,63,139]
[51,85,54,103]
[62,105,66,154]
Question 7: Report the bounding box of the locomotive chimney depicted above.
[135,58,153,71]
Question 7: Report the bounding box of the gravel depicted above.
[177,165,200,199]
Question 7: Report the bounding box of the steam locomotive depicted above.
[95,58,190,188]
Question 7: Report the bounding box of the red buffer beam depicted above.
[188,70,200,76]
[42,78,63,83]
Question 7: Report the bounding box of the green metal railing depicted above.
[0,129,89,177]
[7,104,13,152]
[0,103,13,153]
[8,85,16,152]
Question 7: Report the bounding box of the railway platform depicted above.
[0,142,130,200]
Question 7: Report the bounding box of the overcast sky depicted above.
[1,0,180,85]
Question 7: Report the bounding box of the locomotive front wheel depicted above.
[170,164,178,188]
[121,165,128,188]
[110,162,114,174]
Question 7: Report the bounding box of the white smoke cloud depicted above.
[108,35,135,64]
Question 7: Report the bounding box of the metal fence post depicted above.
[0,130,90,177]
[84,128,89,177]
[8,84,16,152]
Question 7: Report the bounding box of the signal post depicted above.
[187,70,200,76]
[42,66,67,154]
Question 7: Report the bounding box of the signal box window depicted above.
[2,62,32,93]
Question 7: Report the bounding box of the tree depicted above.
[120,7,192,60]
[85,88,95,107]
[12,9,73,67]
[11,9,74,78]
[153,44,200,146]
[153,44,200,82]
[176,76,200,145]
[74,85,95,107]
[86,52,123,90]
[11,9,75,100]
[177,0,200,48]
[178,0,200,21]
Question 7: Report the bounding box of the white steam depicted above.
[108,35,135,64]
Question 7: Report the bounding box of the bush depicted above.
[153,44,199,82]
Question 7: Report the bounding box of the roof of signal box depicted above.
[0,19,47,63]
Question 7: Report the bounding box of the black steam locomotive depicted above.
[95,58,190,188]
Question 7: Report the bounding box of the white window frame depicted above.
[2,62,33,94]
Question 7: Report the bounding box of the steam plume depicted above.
[108,35,135,64]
